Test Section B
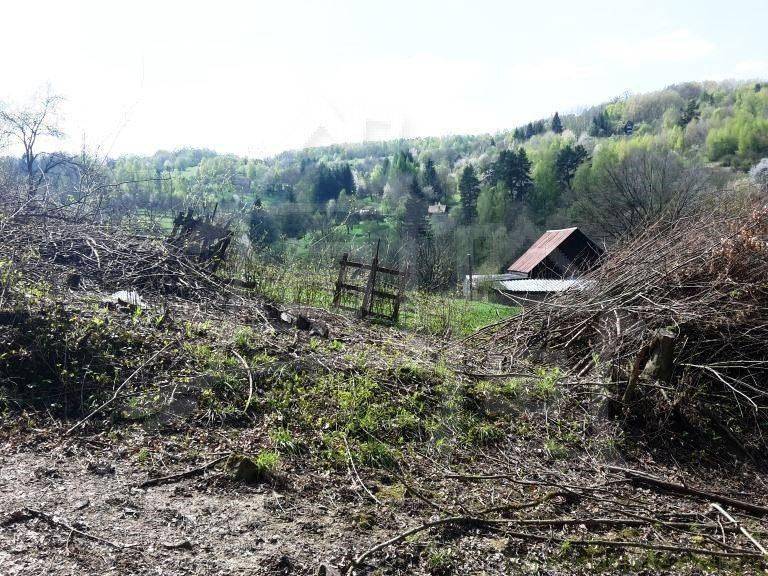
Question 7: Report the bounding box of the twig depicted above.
[711,503,768,555]
[231,348,254,414]
[343,435,381,505]
[2,508,132,549]
[66,342,173,434]
[347,514,763,572]
[138,454,230,488]
[606,465,768,516]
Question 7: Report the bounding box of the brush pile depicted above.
[478,203,768,455]
[0,216,230,300]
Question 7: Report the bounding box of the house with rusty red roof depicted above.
[507,227,602,279]
[463,227,603,302]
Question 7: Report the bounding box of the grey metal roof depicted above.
[499,278,588,293]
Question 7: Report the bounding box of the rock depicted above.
[309,319,330,338]
[87,460,115,475]
[225,454,267,483]
[296,314,312,331]
[279,312,295,324]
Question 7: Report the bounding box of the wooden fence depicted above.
[331,241,407,323]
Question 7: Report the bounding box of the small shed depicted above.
[507,227,602,279]
[498,278,591,305]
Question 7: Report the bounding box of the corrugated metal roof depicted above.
[499,278,587,292]
[507,227,578,273]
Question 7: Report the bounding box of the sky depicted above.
[1,0,767,158]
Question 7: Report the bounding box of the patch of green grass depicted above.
[532,367,561,399]
[426,546,455,575]
[226,451,280,482]
[268,426,304,455]
[544,438,569,459]
[399,295,519,337]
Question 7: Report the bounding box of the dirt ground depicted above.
[2,424,768,576]
[0,435,383,576]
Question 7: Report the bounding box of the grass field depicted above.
[225,257,518,337]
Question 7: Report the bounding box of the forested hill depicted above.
[103,79,768,287]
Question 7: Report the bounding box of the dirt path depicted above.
[0,444,376,575]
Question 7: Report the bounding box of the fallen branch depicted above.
[2,508,132,549]
[66,342,173,435]
[607,465,768,516]
[347,514,763,573]
[138,454,230,488]
[711,503,768,555]
[231,348,254,414]
[343,435,381,505]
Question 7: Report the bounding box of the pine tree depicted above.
[459,165,480,224]
[554,144,589,190]
[422,158,443,201]
[589,110,613,137]
[551,112,563,134]
[525,122,535,139]
[677,98,700,127]
[511,148,533,201]
[402,177,429,238]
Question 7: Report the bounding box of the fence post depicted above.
[332,253,348,308]
[392,262,408,323]
[361,240,380,318]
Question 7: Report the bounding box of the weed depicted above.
[426,546,454,575]
[268,427,303,455]
[226,451,280,483]
[544,438,568,459]
[532,367,561,399]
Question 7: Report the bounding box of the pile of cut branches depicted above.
[1,215,230,299]
[474,203,768,455]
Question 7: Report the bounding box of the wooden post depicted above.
[392,262,408,323]
[641,328,676,383]
[361,240,380,318]
[332,253,349,308]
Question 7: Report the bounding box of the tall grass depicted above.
[223,247,518,337]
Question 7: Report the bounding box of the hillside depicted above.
[2,206,768,575]
[94,79,768,289]
[2,78,768,575]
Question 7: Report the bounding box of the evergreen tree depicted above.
[551,112,564,134]
[458,165,480,224]
[555,144,589,190]
[677,98,701,127]
[485,148,533,201]
[422,158,443,201]
[513,126,525,140]
[524,122,535,139]
[511,148,533,201]
[402,177,430,238]
[589,110,614,137]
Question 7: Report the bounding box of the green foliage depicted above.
[551,111,564,134]
[458,165,480,224]
[707,86,768,166]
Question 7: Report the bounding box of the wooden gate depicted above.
[332,241,407,323]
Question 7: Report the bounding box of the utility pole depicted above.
[467,252,473,301]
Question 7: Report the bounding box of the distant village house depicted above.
[464,227,603,303]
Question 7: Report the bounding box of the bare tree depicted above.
[572,146,710,240]
[0,89,71,199]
